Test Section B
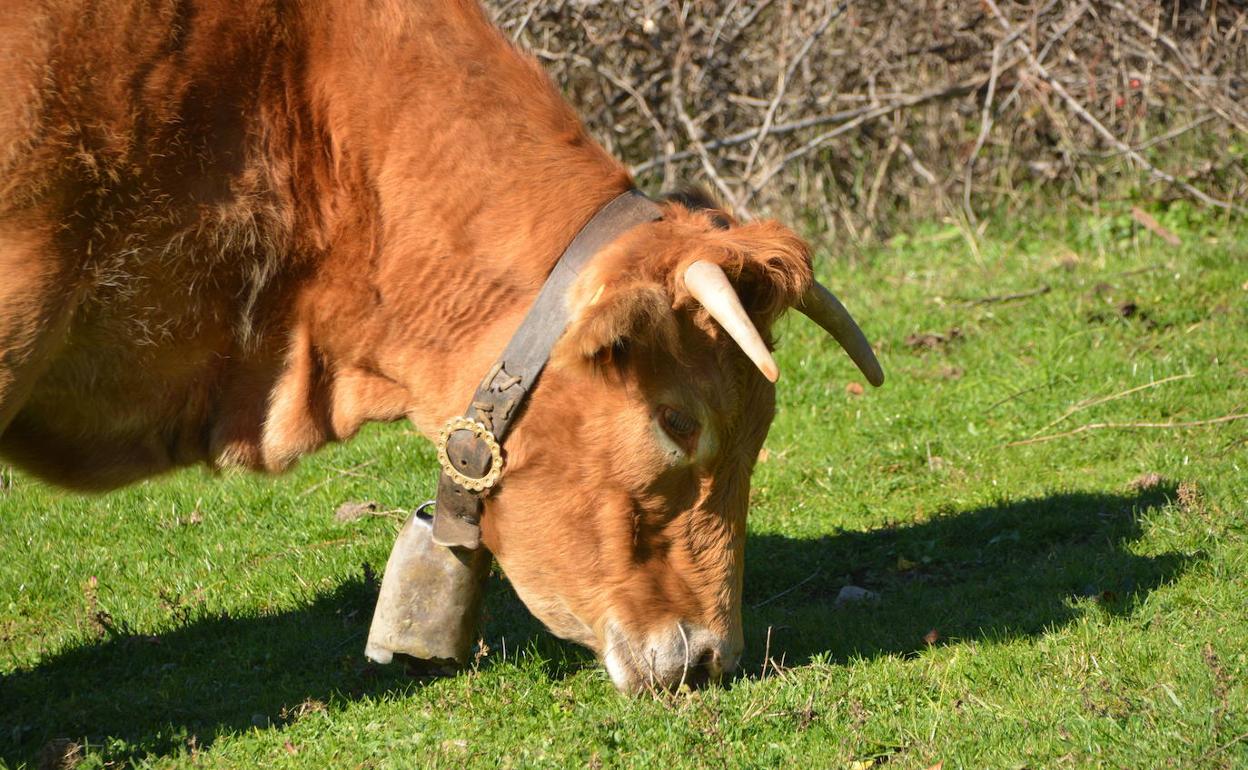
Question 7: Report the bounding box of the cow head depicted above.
[477,197,880,693]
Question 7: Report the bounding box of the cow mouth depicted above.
[601,619,737,694]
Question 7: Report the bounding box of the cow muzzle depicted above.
[602,620,742,693]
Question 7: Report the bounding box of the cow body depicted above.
[1,0,825,691]
[0,0,627,485]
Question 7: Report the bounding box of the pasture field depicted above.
[2,205,1246,769]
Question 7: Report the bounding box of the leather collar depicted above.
[431,190,663,549]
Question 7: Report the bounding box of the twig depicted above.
[1009,411,1248,447]
[896,137,937,186]
[1200,731,1248,762]
[701,0,741,73]
[672,48,744,212]
[534,48,677,181]
[752,568,822,609]
[761,625,774,679]
[964,0,1061,223]
[1031,373,1195,436]
[1108,265,1164,278]
[509,0,541,42]
[731,0,777,45]
[632,75,998,176]
[986,384,1046,413]
[743,2,850,181]
[963,43,1004,226]
[957,284,1051,306]
[1035,1,1091,67]
[864,134,900,230]
[298,459,378,498]
[1080,114,1218,159]
[1104,0,1248,133]
[1130,207,1182,246]
[982,0,1244,213]
[743,53,1028,198]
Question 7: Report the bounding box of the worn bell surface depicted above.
[365,507,491,666]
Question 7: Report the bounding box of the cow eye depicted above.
[659,406,699,440]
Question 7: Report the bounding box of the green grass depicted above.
[3,203,1246,769]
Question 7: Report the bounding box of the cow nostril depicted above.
[677,649,719,690]
[697,648,716,672]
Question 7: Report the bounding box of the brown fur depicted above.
[0,0,814,683]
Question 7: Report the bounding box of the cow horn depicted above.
[683,260,780,383]
[797,280,884,387]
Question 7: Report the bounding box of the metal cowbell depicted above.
[365,506,491,666]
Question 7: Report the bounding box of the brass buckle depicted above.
[436,416,504,493]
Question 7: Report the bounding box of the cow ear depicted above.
[558,280,679,371]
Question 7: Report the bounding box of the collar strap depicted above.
[431,190,663,549]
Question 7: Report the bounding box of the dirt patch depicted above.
[1087,298,1156,328]
[1127,473,1167,493]
[36,738,82,770]
[905,327,962,351]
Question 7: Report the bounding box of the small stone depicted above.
[835,585,878,605]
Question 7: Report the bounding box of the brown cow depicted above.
[0,0,879,692]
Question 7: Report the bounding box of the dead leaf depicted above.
[283,741,299,756]
[757,447,770,463]
[280,698,328,723]
[1131,207,1181,246]
[1127,472,1166,492]
[925,763,945,770]
[36,738,83,770]
[923,628,941,645]
[1177,481,1202,512]
[334,500,379,522]
[473,637,492,666]
[846,382,865,396]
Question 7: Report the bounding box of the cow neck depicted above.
[430,189,662,550]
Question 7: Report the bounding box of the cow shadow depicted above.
[737,486,1191,672]
[0,576,405,767]
[0,487,1189,765]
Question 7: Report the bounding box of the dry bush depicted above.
[488,0,1247,240]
